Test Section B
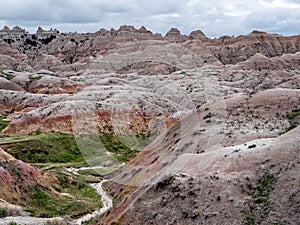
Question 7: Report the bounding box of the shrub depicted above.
[0,70,14,80]
[0,114,9,132]
[8,222,18,225]
[0,207,7,218]
[285,109,300,132]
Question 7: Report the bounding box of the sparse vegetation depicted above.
[244,172,277,225]
[25,172,102,218]
[287,109,300,121]
[0,69,14,80]
[0,206,22,218]
[0,207,8,218]
[0,114,9,131]
[156,175,175,190]
[286,109,300,132]
[29,74,43,82]
[8,222,18,225]
[99,133,141,162]
[1,131,143,166]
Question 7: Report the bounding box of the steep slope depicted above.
[94,88,300,225]
[0,149,59,205]
[98,127,299,225]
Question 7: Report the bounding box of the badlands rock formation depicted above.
[0,25,299,224]
[0,26,299,75]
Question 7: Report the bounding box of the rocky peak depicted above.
[2,26,10,31]
[118,25,136,32]
[250,30,268,35]
[138,26,149,33]
[12,26,26,33]
[165,28,187,43]
[166,28,181,37]
[36,26,45,33]
[36,27,59,35]
[96,28,111,37]
[0,26,28,37]
[189,30,208,40]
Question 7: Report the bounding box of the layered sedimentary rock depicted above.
[0,25,299,225]
[1,26,299,75]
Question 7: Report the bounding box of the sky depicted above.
[0,0,299,37]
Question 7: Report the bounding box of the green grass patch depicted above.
[29,74,43,82]
[0,70,14,80]
[26,172,102,218]
[74,133,116,167]
[0,132,84,164]
[0,131,144,166]
[99,133,141,162]
[287,109,300,121]
[0,114,9,132]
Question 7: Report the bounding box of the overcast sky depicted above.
[0,0,299,37]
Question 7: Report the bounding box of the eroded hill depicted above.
[0,26,299,225]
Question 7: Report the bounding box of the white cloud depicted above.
[271,0,300,9]
[0,0,299,37]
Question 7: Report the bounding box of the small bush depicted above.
[8,222,18,225]
[0,114,9,132]
[0,207,7,217]
[0,206,23,218]
[155,175,175,190]
[0,70,14,80]
[29,74,43,82]
[286,109,300,132]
